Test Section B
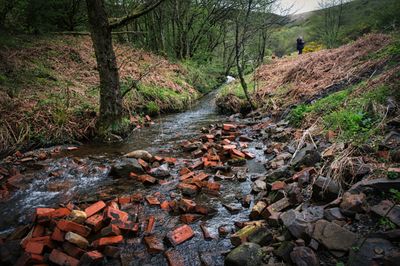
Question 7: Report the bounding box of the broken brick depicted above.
[164,157,177,165]
[92,235,123,247]
[223,144,237,151]
[189,160,204,170]
[161,201,171,211]
[16,252,44,265]
[250,201,267,220]
[35,208,55,222]
[221,139,231,145]
[271,181,286,191]
[51,227,65,242]
[243,151,255,159]
[131,193,143,202]
[32,225,45,238]
[49,249,79,266]
[230,149,246,158]
[179,167,191,175]
[200,223,213,240]
[85,213,103,232]
[25,241,44,255]
[193,172,209,182]
[84,200,106,217]
[179,198,196,213]
[144,235,165,253]
[101,224,121,237]
[49,208,71,219]
[178,183,199,196]
[138,158,149,169]
[180,214,202,224]
[145,216,155,234]
[180,171,195,181]
[167,225,194,246]
[223,124,237,131]
[146,196,160,205]
[80,251,103,265]
[118,196,131,205]
[57,220,91,237]
[137,174,156,184]
[206,182,221,191]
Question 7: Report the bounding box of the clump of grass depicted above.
[145,101,160,115]
[289,83,392,145]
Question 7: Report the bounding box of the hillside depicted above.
[0,35,219,156]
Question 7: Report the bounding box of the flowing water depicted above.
[0,89,267,265]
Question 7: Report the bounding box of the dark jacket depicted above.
[297,38,305,50]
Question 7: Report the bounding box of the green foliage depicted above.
[303,42,325,53]
[289,84,391,144]
[145,101,160,115]
[218,75,257,100]
[379,217,396,229]
[181,60,224,94]
[389,189,400,202]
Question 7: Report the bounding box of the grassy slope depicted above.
[0,35,221,155]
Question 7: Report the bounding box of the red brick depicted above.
[25,241,44,255]
[177,183,199,196]
[85,213,103,232]
[223,144,236,151]
[32,225,45,238]
[167,225,194,246]
[57,220,91,237]
[51,227,65,242]
[189,160,204,170]
[131,193,143,202]
[92,235,123,247]
[164,157,177,165]
[145,215,156,234]
[243,151,255,159]
[138,158,149,169]
[178,198,196,213]
[165,250,185,266]
[223,124,237,131]
[80,251,103,265]
[179,167,191,176]
[49,249,79,266]
[180,171,195,181]
[180,214,202,224]
[35,208,55,222]
[230,149,246,158]
[101,224,121,237]
[153,155,163,162]
[49,208,71,219]
[160,201,170,211]
[221,139,231,145]
[193,172,209,182]
[118,196,131,205]
[84,200,106,217]
[271,181,286,191]
[16,252,44,265]
[144,235,164,253]
[28,236,55,249]
[104,207,129,223]
[137,174,156,184]
[62,242,85,258]
[206,182,221,191]
[145,196,160,205]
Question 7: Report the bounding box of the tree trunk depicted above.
[86,0,123,133]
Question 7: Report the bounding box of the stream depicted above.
[0,88,268,265]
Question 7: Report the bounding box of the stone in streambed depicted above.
[149,164,170,178]
[124,150,153,161]
[110,158,144,177]
[290,246,319,266]
[312,220,357,252]
[225,242,263,266]
[348,238,395,266]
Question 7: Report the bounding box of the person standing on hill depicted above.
[297,36,305,55]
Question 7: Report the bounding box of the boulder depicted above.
[324,207,345,222]
[273,241,295,262]
[252,180,267,193]
[312,220,357,252]
[290,247,319,266]
[110,158,144,177]
[247,227,273,246]
[225,242,263,266]
[124,150,153,161]
[280,207,323,239]
[290,144,318,168]
[266,166,293,181]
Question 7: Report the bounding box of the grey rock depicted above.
[225,242,263,266]
[148,164,170,178]
[281,207,323,239]
[290,144,316,167]
[110,158,144,177]
[370,200,400,227]
[274,241,295,262]
[252,179,267,192]
[348,238,396,266]
[324,208,345,222]
[290,247,319,266]
[312,220,357,251]
[350,177,400,192]
[312,176,340,202]
[266,166,293,181]
[248,227,273,246]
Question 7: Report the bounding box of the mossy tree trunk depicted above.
[86,0,123,135]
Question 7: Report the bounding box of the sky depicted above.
[278,0,321,14]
